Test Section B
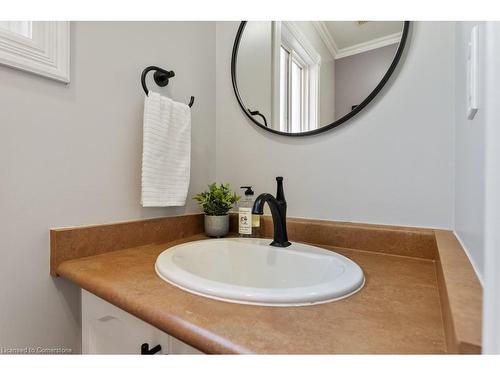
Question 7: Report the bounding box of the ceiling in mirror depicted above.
[232,21,410,136]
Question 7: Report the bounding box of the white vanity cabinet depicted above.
[81,290,203,355]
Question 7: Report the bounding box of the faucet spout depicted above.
[252,177,291,247]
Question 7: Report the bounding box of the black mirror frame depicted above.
[231,21,411,137]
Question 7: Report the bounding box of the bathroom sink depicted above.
[155,238,364,307]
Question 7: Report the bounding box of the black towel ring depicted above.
[141,66,195,108]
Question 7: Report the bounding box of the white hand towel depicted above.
[141,92,191,207]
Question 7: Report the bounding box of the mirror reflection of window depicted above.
[234,21,406,135]
[0,21,32,39]
[290,57,303,133]
[279,47,289,131]
[274,21,320,133]
[279,46,307,133]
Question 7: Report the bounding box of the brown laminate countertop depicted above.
[434,231,482,353]
[56,235,446,354]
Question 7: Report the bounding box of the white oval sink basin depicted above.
[155,238,364,307]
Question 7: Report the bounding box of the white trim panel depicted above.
[483,21,500,355]
[281,22,321,65]
[335,32,402,59]
[312,21,402,60]
[312,21,338,59]
[0,21,70,83]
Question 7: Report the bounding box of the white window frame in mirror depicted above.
[0,21,70,83]
[271,21,320,132]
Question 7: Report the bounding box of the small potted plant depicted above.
[193,183,240,237]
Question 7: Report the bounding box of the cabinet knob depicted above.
[141,343,162,355]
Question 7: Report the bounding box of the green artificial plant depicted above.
[193,183,240,216]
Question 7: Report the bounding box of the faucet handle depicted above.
[275,176,285,203]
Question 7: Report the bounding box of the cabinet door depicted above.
[82,290,168,354]
[81,289,203,354]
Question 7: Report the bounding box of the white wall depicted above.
[452,20,500,355]
[216,21,455,229]
[0,21,216,352]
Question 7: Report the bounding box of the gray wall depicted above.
[0,21,216,352]
[453,22,487,282]
[319,61,336,125]
[334,44,398,119]
[237,21,273,125]
[216,21,455,229]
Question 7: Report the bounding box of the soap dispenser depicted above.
[239,186,258,237]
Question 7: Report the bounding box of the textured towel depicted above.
[141,92,191,207]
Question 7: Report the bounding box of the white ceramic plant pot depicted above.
[204,214,229,238]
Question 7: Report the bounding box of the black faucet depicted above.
[252,177,291,247]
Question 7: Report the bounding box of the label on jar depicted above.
[239,208,252,235]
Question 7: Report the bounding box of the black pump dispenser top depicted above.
[240,186,254,196]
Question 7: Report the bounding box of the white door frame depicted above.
[482,21,500,354]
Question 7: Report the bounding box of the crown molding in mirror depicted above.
[0,21,70,83]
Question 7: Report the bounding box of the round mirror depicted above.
[231,21,410,136]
